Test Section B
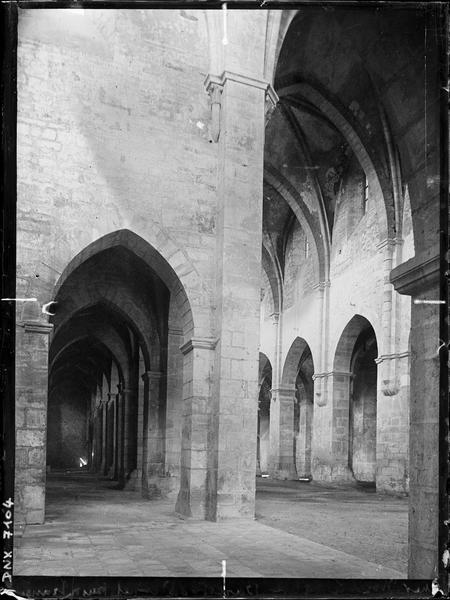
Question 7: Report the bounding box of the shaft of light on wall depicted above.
[222,3,228,45]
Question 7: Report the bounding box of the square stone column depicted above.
[205,71,277,520]
[106,392,116,478]
[296,396,313,479]
[375,353,410,494]
[123,387,138,481]
[93,403,102,472]
[391,253,441,578]
[141,370,164,498]
[15,317,52,524]
[100,399,108,474]
[132,365,145,491]
[268,387,297,479]
[165,326,184,496]
[175,338,216,519]
[311,371,353,482]
[116,385,126,486]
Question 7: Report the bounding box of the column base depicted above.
[268,460,298,481]
[311,459,354,483]
[215,494,255,521]
[376,465,409,496]
[175,468,208,519]
[124,469,142,491]
[269,469,298,480]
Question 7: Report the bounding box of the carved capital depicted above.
[271,386,295,398]
[205,79,223,105]
[204,71,276,141]
[380,379,400,397]
[312,280,331,291]
[180,337,218,355]
[19,320,53,335]
[269,311,280,324]
[376,237,402,252]
[375,351,411,364]
[168,327,183,337]
[312,370,353,380]
[141,370,163,382]
[204,74,223,143]
[121,387,135,395]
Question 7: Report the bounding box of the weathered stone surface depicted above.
[14,6,441,580]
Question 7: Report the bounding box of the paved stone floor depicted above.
[13,472,407,578]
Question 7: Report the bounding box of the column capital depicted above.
[141,370,163,382]
[312,371,353,380]
[271,386,295,396]
[312,280,331,290]
[19,320,53,334]
[180,336,218,355]
[205,71,278,119]
[376,237,403,252]
[121,387,135,395]
[390,252,440,296]
[375,351,411,364]
[204,71,274,94]
[204,74,224,103]
[168,327,183,337]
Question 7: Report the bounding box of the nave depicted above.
[14,471,407,578]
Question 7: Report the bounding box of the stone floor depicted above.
[13,471,408,578]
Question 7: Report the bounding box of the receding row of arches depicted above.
[45,232,379,501]
[46,232,191,507]
[257,315,378,484]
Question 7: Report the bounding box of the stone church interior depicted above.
[13,4,443,580]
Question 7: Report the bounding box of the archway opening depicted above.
[294,345,314,479]
[257,353,272,476]
[45,231,193,513]
[333,315,378,485]
[280,337,315,480]
[349,327,378,483]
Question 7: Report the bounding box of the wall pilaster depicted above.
[15,315,53,524]
[311,371,353,482]
[268,387,297,479]
[207,70,275,519]
[175,337,216,519]
[391,252,441,578]
[141,370,164,498]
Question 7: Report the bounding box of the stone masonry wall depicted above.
[16,8,220,522]
[17,9,217,327]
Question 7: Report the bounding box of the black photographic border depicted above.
[1,1,448,597]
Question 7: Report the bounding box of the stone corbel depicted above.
[312,373,328,407]
[379,377,400,397]
[312,371,353,407]
[204,74,223,143]
[179,336,218,355]
[375,351,410,396]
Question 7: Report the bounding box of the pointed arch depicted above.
[281,336,315,390]
[52,229,196,339]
